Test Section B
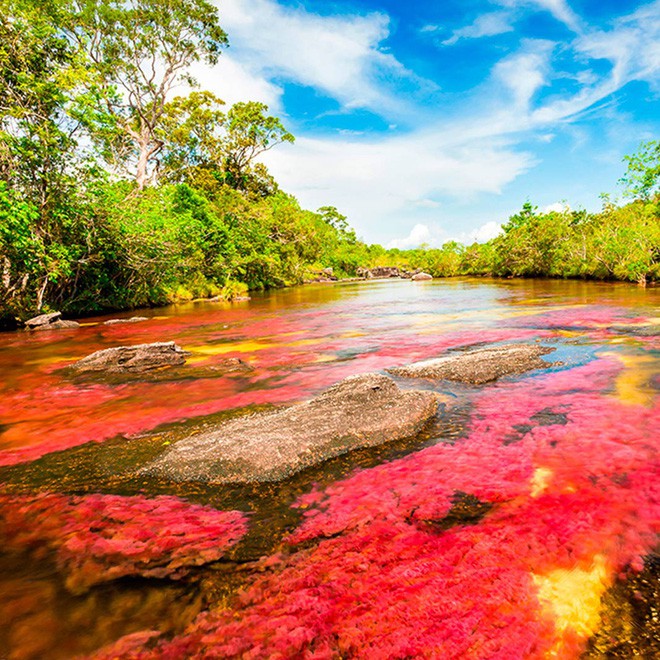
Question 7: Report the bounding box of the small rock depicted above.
[25,312,61,328]
[209,357,253,374]
[411,272,433,281]
[388,343,556,385]
[71,342,187,374]
[141,373,439,484]
[24,312,80,330]
[231,295,251,302]
[103,317,149,325]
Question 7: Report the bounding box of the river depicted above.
[0,278,658,658]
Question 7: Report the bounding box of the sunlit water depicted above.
[0,278,657,659]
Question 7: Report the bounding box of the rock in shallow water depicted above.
[71,341,187,374]
[411,271,433,281]
[388,343,556,384]
[141,373,439,484]
[103,316,149,325]
[24,311,80,330]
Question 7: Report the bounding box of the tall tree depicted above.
[159,95,293,196]
[221,101,294,192]
[68,0,228,189]
[621,140,660,202]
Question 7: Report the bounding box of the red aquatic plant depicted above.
[0,492,248,594]
[120,357,658,659]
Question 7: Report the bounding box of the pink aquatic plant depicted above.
[0,324,548,467]
[0,492,248,594]
[117,356,658,658]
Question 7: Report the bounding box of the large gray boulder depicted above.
[71,341,187,374]
[24,311,80,330]
[141,373,439,484]
[411,272,433,281]
[388,343,556,385]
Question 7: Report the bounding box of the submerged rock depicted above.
[103,316,149,325]
[609,323,660,337]
[411,272,433,281]
[141,373,439,484]
[71,341,187,374]
[24,311,80,330]
[388,343,556,384]
[585,553,659,658]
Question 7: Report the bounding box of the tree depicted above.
[68,0,228,189]
[159,95,292,196]
[221,102,294,192]
[317,205,356,243]
[158,90,226,183]
[0,0,97,313]
[620,140,660,202]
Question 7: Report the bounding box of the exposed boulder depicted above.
[357,266,402,279]
[103,316,149,325]
[24,311,80,330]
[388,343,556,385]
[411,272,433,281]
[141,373,439,484]
[71,341,187,374]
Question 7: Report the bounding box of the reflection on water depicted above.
[0,278,658,659]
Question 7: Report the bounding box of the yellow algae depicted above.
[530,467,553,497]
[192,341,273,355]
[602,352,656,407]
[315,354,337,363]
[533,555,611,657]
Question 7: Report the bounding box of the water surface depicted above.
[0,278,657,659]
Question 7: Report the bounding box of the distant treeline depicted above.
[381,197,660,286]
[1,1,658,328]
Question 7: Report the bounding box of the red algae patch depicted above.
[115,357,658,659]
[0,493,248,594]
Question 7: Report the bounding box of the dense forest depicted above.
[1,0,659,328]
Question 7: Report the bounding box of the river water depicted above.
[0,278,657,659]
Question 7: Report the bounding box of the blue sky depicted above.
[199,0,660,246]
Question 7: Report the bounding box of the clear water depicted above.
[0,278,657,659]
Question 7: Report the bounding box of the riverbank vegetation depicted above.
[1,1,658,328]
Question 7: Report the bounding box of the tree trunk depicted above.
[136,139,150,190]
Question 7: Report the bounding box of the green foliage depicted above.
[621,140,660,204]
[66,0,228,188]
[0,1,657,327]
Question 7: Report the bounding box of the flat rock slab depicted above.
[24,311,80,330]
[141,373,439,484]
[103,316,149,325]
[71,341,187,374]
[388,343,556,385]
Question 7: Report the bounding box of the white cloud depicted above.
[442,12,515,46]
[494,41,555,109]
[211,0,431,118]
[192,56,283,110]
[470,221,504,242]
[495,0,582,31]
[387,224,433,249]
[542,202,570,213]
[264,130,534,242]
